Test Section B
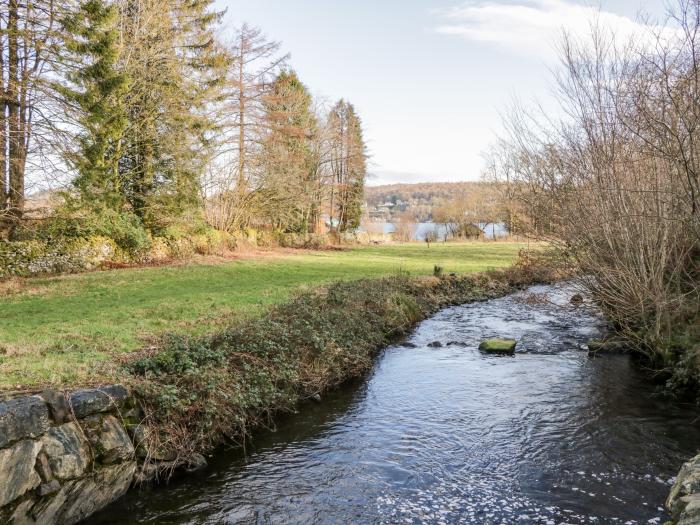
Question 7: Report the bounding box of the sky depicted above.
[215,0,669,186]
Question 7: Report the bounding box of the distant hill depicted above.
[364,182,490,222]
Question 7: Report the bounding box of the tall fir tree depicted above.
[62,0,130,213]
[328,99,367,232]
[115,0,229,233]
[260,70,318,232]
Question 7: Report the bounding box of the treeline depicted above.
[0,2,367,251]
[490,2,700,387]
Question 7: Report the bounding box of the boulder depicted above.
[40,390,71,424]
[0,439,42,507]
[479,338,517,354]
[0,396,50,448]
[40,422,91,480]
[183,453,208,473]
[68,385,129,419]
[427,341,443,348]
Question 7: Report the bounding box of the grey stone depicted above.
[39,390,70,424]
[40,422,91,480]
[68,385,129,419]
[133,461,164,484]
[35,452,53,482]
[126,423,150,459]
[0,439,42,507]
[586,338,628,356]
[38,480,61,497]
[677,493,700,525]
[0,396,50,448]
[84,415,134,464]
[427,341,443,348]
[10,461,136,525]
[669,454,700,522]
[183,453,208,473]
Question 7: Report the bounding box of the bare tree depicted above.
[1,0,68,237]
[203,24,289,232]
[491,5,700,359]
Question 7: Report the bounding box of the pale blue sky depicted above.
[216,0,668,185]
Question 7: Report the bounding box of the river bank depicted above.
[0,260,555,524]
[90,281,700,525]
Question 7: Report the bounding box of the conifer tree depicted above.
[62,0,130,212]
[328,99,367,232]
[260,70,318,232]
[114,0,229,232]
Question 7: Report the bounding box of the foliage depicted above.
[61,0,130,212]
[44,206,152,254]
[259,70,318,232]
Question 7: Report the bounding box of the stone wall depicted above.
[668,454,700,524]
[0,385,141,525]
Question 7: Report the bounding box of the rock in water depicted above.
[479,339,517,354]
[570,294,584,306]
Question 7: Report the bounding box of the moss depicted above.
[479,338,517,353]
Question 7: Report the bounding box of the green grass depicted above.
[0,242,527,389]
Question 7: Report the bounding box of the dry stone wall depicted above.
[0,385,140,525]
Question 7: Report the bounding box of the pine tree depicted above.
[114,0,229,233]
[328,99,367,232]
[260,70,318,232]
[62,0,130,212]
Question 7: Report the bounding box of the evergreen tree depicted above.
[62,0,129,211]
[115,0,229,233]
[260,70,318,232]
[328,99,367,232]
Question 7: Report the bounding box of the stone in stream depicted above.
[570,294,584,306]
[478,338,517,354]
[427,341,443,348]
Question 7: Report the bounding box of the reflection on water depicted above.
[89,284,700,525]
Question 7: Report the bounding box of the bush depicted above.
[41,207,152,255]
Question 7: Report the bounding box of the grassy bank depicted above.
[0,242,529,389]
[128,264,554,473]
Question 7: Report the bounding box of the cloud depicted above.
[434,0,664,60]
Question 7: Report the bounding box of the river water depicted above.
[89,284,700,524]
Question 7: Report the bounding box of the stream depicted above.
[89,283,700,524]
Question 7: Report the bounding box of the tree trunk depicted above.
[0,15,7,217]
[7,0,24,231]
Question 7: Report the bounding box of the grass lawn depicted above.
[0,242,528,389]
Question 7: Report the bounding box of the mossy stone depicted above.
[479,338,517,354]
